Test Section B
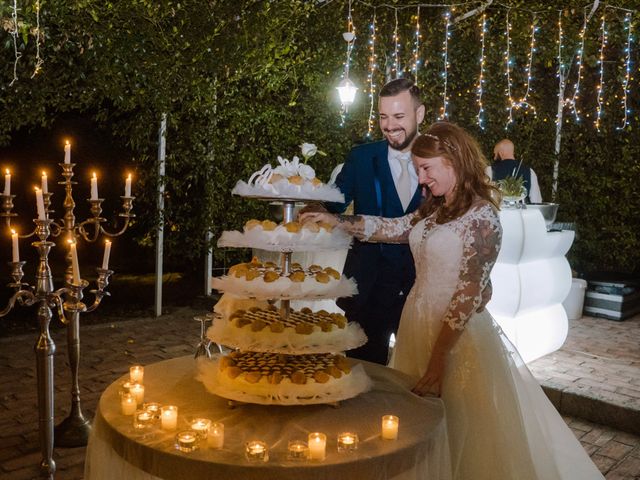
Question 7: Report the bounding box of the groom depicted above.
[329,78,425,365]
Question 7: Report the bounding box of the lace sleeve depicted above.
[442,204,502,330]
[357,212,419,243]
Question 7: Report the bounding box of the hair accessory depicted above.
[424,133,457,151]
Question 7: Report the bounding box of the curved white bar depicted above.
[487,208,575,363]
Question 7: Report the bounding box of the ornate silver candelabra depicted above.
[0,160,134,478]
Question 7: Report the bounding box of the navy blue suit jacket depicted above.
[328,140,422,312]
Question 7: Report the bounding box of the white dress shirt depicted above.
[388,147,419,201]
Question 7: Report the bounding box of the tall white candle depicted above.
[11,229,19,263]
[35,187,46,220]
[129,364,143,383]
[121,393,137,415]
[102,240,112,270]
[161,405,178,431]
[129,383,144,404]
[208,423,224,449]
[381,415,399,440]
[308,432,326,460]
[68,240,81,284]
[3,169,10,196]
[64,141,71,164]
[125,173,132,197]
[90,172,98,200]
[41,171,48,194]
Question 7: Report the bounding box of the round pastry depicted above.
[245,219,262,230]
[284,221,302,233]
[261,220,277,231]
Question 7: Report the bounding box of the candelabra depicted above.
[0,158,134,478]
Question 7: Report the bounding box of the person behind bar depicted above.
[486,139,542,203]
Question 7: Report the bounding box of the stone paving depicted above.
[0,307,638,479]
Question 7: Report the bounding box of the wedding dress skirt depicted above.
[389,211,603,480]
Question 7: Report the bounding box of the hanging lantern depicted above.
[337,77,358,108]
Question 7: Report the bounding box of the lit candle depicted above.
[161,405,178,431]
[245,440,269,462]
[133,410,154,430]
[129,364,143,383]
[119,381,133,395]
[287,439,308,460]
[337,432,359,452]
[68,240,81,284]
[190,418,211,439]
[125,173,132,197]
[129,383,144,404]
[41,171,48,194]
[4,169,10,196]
[11,229,19,263]
[121,393,137,415]
[64,141,71,164]
[381,415,399,440]
[308,432,326,461]
[175,430,199,453]
[143,402,162,419]
[35,187,45,220]
[207,423,224,449]
[90,172,98,200]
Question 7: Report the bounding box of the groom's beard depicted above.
[384,126,418,151]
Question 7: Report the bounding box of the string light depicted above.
[504,10,514,129]
[31,0,44,78]
[439,11,451,120]
[566,11,589,122]
[366,10,378,138]
[9,0,21,86]
[555,10,565,127]
[412,6,421,85]
[516,15,538,115]
[618,12,633,130]
[392,8,401,78]
[595,12,607,131]
[476,12,487,129]
[337,0,357,122]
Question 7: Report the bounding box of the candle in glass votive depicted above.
[287,440,308,460]
[207,423,224,449]
[3,169,10,196]
[41,171,48,194]
[161,405,178,431]
[68,240,81,284]
[102,240,112,270]
[143,402,162,420]
[175,430,199,453]
[133,410,154,430]
[308,432,326,461]
[337,432,359,452]
[245,440,269,462]
[90,172,98,200]
[190,418,211,439]
[381,415,399,440]
[35,187,45,220]
[129,365,143,383]
[10,229,19,263]
[64,141,71,164]
[121,393,137,415]
[119,381,133,396]
[125,173,132,197]
[129,383,144,404]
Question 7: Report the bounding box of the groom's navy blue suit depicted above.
[328,140,422,365]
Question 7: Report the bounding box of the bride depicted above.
[301,122,603,480]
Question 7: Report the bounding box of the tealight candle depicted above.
[207,422,224,449]
[337,432,359,452]
[121,393,137,416]
[129,383,144,405]
[287,440,308,460]
[381,415,399,440]
[190,418,211,439]
[143,402,162,420]
[129,365,144,383]
[175,430,199,453]
[245,440,269,462]
[133,410,153,430]
[308,432,327,461]
[161,405,178,431]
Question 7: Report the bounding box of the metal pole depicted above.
[204,230,213,296]
[155,114,167,317]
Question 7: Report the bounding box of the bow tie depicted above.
[390,151,411,163]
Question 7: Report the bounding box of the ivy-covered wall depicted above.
[1,0,638,274]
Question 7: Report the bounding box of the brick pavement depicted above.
[0,307,638,479]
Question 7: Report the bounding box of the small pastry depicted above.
[284,221,302,233]
[288,175,304,185]
[318,222,334,232]
[263,271,280,283]
[245,269,261,281]
[311,177,323,187]
[300,307,312,314]
[226,366,243,379]
[268,371,283,384]
[318,320,333,332]
[291,262,303,270]
[289,271,306,282]
[295,323,314,335]
[315,272,331,284]
[290,371,307,384]
[308,264,323,273]
[235,317,252,328]
[228,263,246,276]
[261,220,277,231]
[244,372,262,384]
[245,219,262,230]
[264,261,278,269]
[269,321,285,333]
[314,371,331,383]
[231,265,248,278]
[302,222,320,233]
[325,365,342,379]
[324,267,340,280]
[269,173,284,183]
[317,309,330,317]
[251,319,267,332]
[220,356,236,368]
[336,357,351,374]
[249,256,263,266]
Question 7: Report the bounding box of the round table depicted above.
[84,356,451,480]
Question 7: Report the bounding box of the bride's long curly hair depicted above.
[413,121,500,224]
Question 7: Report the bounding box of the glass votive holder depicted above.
[337,432,359,452]
[190,418,211,439]
[121,393,137,416]
[381,414,399,440]
[119,381,133,397]
[129,365,144,383]
[287,440,308,460]
[308,432,327,461]
[245,440,269,463]
[175,430,199,453]
[143,402,162,421]
[133,409,154,430]
[161,405,178,431]
[207,423,224,449]
[129,383,145,404]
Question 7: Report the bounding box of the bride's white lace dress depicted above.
[362,201,603,480]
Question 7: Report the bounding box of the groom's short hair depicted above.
[379,78,422,108]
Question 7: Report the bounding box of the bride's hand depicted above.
[412,352,447,397]
[298,211,338,227]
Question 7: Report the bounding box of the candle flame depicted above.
[106,239,112,246]
[127,173,132,180]
[42,171,47,176]
[11,229,16,235]
[92,172,97,179]
[5,169,9,175]
[65,140,70,146]
[34,186,40,192]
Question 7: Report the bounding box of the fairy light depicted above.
[516,16,538,115]
[618,12,633,130]
[504,10,514,129]
[595,12,607,131]
[412,6,421,85]
[566,11,588,122]
[439,11,451,120]
[366,10,378,137]
[31,0,44,78]
[476,13,487,129]
[392,8,401,78]
[9,0,21,86]
[555,10,565,127]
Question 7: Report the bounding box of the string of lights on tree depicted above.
[476,12,488,129]
[439,11,452,120]
[595,11,607,131]
[411,7,422,85]
[618,12,633,130]
[366,10,379,137]
[565,11,590,122]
